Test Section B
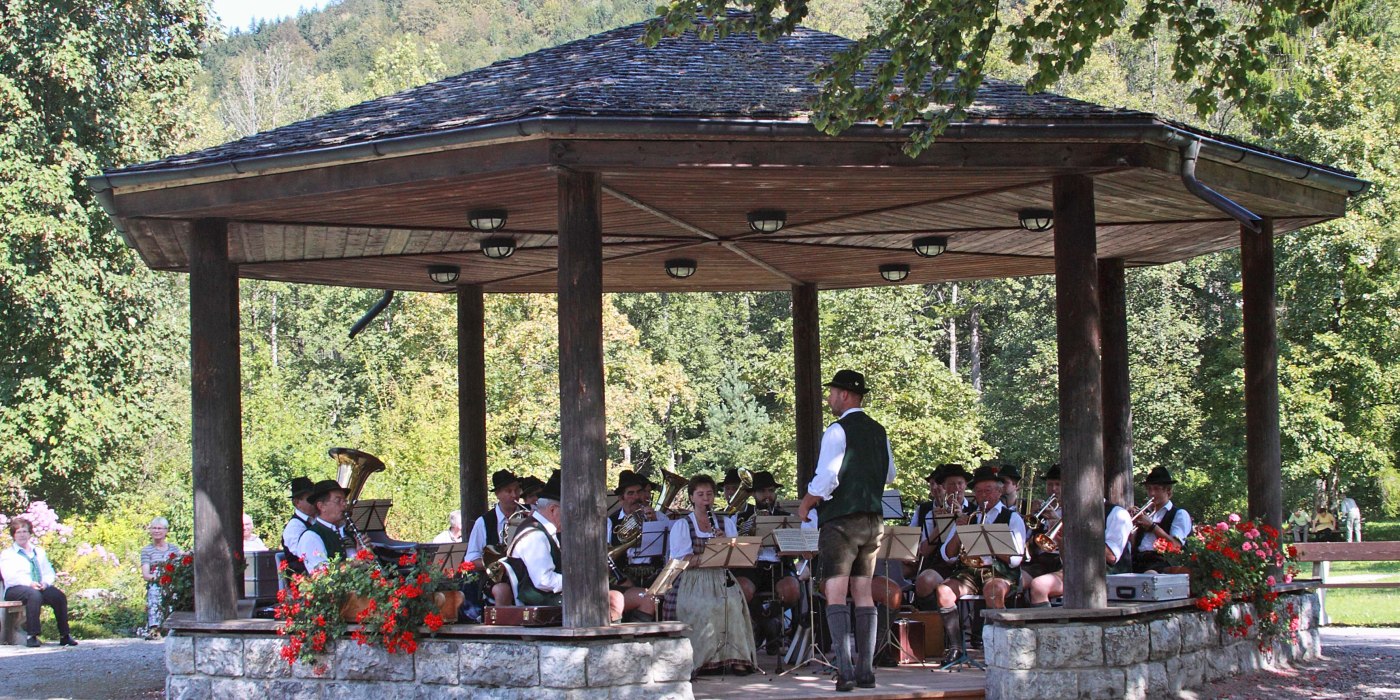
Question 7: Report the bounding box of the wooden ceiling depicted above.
[109,136,1349,293]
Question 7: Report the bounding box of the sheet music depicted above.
[878,525,921,561]
[647,559,688,598]
[430,543,468,573]
[773,527,820,554]
[696,537,761,568]
[881,489,903,520]
[754,514,800,546]
[634,520,669,558]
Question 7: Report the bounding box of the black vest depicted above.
[483,509,502,548]
[505,519,563,605]
[306,520,346,563]
[281,513,310,575]
[818,411,889,523]
[1133,505,1180,551]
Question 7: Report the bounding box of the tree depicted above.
[0,0,211,513]
[646,0,1332,154]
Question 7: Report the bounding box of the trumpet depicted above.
[1024,493,1060,531]
[1130,502,1160,529]
[1033,519,1064,554]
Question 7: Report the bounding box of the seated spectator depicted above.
[140,517,182,638]
[1,516,77,647]
[1287,507,1311,543]
[432,510,463,544]
[242,513,268,553]
[1311,507,1340,542]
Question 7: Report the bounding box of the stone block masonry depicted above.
[165,633,693,699]
[985,590,1321,700]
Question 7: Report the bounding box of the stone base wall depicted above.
[166,633,693,700]
[986,591,1321,700]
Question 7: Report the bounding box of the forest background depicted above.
[1,0,1397,634]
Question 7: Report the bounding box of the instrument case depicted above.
[893,619,925,664]
[896,610,945,658]
[1107,573,1190,601]
[483,605,563,627]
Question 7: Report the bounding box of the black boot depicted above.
[938,606,964,668]
[826,603,855,691]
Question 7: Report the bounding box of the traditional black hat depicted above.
[289,476,315,499]
[969,465,1003,487]
[614,469,647,496]
[520,476,546,497]
[1042,464,1063,481]
[935,463,973,484]
[824,369,869,395]
[999,464,1023,483]
[721,468,742,486]
[925,464,946,482]
[750,470,781,491]
[308,478,348,503]
[538,470,562,501]
[1143,466,1178,486]
[491,469,521,492]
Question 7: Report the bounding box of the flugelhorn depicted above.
[1024,493,1059,530]
[1033,519,1064,554]
[958,500,991,568]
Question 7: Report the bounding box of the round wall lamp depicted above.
[1018,208,1054,232]
[480,237,517,259]
[879,263,910,283]
[913,235,948,258]
[664,258,698,279]
[428,265,461,285]
[746,210,787,234]
[468,209,508,232]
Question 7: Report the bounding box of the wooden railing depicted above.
[1291,541,1400,625]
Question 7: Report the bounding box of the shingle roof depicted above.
[112,15,1153,175]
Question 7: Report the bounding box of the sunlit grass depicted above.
[1326,588,1400,626]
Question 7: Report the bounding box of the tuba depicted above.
[328,447,385,552]
[656,468,690,515]
[718,468,754,516]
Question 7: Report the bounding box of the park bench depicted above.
[1292,541,1400,625]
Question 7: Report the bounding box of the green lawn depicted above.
[1311,520,1400,626]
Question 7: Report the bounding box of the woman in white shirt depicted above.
[662,475,756,676]
[1,516,76,647]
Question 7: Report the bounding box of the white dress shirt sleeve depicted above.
[667,519,691,561]
[515,526,563,593]
[282,515,308,553]
[1005,511,1027,569]
[723,517,737,538]
[1168,507,1192,544]
[1105,506,1135,563]
[885,439,896,485]
[465,516,488,564]
[806,422,848,500]
[297,529,329,571]
[939,522,960,562]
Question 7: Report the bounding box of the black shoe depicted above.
[939,647,966,669]
[835,675,856,692]
[59,636,78,647]
[856,674,876,689]
[765,638,781,656]
[875,649,899,667]
[25,636,40,648]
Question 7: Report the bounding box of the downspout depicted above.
[1179,139,1263,234]
[348,290,395,340]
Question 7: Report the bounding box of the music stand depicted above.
[755,515,800,547]
[878,526,921,562]
[961,523,1017,561]
[933,514,958,541]
[646,558,687,599]
[772,527,833,676]
[696,537,761,569]
[881,489,904,520]
[430,543,469,574]
[349,499,392,533]
[606,494,621,517]
[635,520,669,559]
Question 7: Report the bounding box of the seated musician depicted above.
[503,470,625,621]
[1132,467,1193,573]
[466,470,522,573]
[606,469,667,622]
[731,470,800,656]
[519,476,545,510]
[912,464,973,609]
[294,479,361,571]
[933,466,1027,666]
[432,510,462,544]
[1019,464,1064,590]
[663,475,757,676]
[281,476,317,575]
[999,463,1023,511]
[1025,500,1135,605]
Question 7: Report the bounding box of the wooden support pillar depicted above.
[557,169,609,628]
[188,218,243,622]
[1242,218,1283,537]
[458,284,488,529]
[1099,258,1134,508]
[1053,175,1107,609]
[792,283,822,496]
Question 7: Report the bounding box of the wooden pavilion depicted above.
[90,16,1364,635]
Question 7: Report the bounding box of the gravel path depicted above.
[0,628,1394,699]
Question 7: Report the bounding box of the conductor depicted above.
[797,369,896,693]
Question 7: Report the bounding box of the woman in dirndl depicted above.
[663,474,757,676]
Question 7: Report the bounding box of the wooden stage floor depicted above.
[691,658,986,700]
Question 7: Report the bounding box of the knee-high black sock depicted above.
[939,605,963,653]
[854,606,878,679]
[826,603,854,679]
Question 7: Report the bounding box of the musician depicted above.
[1020,464,1064,588]
[465,470,523,572]
[732,470,800,656]
[1132,467,1193,573]
[1024,500,1135,605]
[998,464,1023,510]
[664,474,757,676]
[911,464,973,609]
[432,510,462,544]
[295,479,361,571]
[606,469,667,621]
[280,476,317,574]
[721,468,743,507]
[519,476,545,510]
[796,369,895,692]
[933,466,1027,667]
[504,471,625,621]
